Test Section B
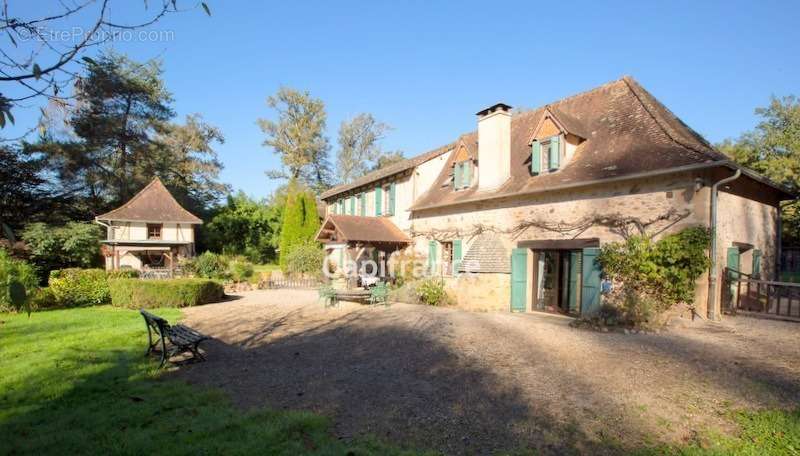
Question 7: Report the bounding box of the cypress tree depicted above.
[278,181,321,271]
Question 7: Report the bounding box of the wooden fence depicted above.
[724,267,800,320]
[267,277,322,289]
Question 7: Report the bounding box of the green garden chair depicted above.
[369,282,389,306]
[318,285,337,308]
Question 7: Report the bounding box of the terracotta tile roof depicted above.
[411,76,739,210]
[315,215,410,244]
[95,178,202,224]
[460,233,510,273]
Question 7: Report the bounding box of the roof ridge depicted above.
[621,76,722,161]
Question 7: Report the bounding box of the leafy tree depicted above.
[24,52,228,219]
[257,87,332,193]
[336,113,399,183]
[203,192,281,263]
[278,181,320,271]
[718,95,800,243]
[21,222,103,281]
[371,151,405,171]
[0,0,211,127]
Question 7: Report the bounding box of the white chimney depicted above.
[476,103,512,191]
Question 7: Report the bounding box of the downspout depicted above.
[707,169,741,320]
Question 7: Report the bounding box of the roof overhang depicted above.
[101,239,192,246]
[95,218,203,225]
[315,215,411,245]
[410,160,796,213]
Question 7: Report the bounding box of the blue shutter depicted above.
[568,250,580,314]
[752,249,762,279]
[581,247,602,316]
[549,136,560,170]
[453,239,463,275]
[510,248,528,312]
[349,196,355,215]
[462,162,471,188]
[389,182,396,216]
[375,186,382,216]
[531,141,541,175]
[428,240,438,275]
[359,193,366,216]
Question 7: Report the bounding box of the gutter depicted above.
[411,161,728,212]
[706,169,741,320]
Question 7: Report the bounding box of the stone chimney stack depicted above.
[476,103,512,191]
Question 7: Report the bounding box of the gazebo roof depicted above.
[95,178,202,224]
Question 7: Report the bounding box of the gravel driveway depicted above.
[174,289,800,455]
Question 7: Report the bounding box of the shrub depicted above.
[227,257,255,283]
[108,278,224,308]
[416,278,449,306]
[49,268,110,307]
[29,287,58,310]
[0,250,38,312]
[284,243,324,276]
[189,251,230,279]
[106,269,140,279]
[598,226,711,325]
[22,222,102,282]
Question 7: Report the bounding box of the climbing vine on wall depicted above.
[410,208,692,242]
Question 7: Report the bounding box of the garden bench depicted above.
[140,309,210,368]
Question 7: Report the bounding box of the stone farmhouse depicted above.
[317,77,793,320]
[95,177,202,272]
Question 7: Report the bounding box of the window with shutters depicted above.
[531,135,563,175]
[452,160,473,191]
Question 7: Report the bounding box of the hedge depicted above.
[49,268,111,307]
[108,278,224,309]
[48,268,140,308]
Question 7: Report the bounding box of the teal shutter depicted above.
[580,247,602,316]
[727,247,740,279]
[453,239,463,275]
[338,199,345,214]
[388,183,396,215]
[531,141,541,175]
[752,249,762,279]
[549,136,560,170]
[454,163,462,189]
[428,241,438,275]
[375,186,382,216]
[359,193,366,216]
[349,196,355,215]
[462,162,471,188]
[510,248,528,312]
[568,250,581,314]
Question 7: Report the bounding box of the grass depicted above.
[253,263,280,273]
[0,306,419,455]
[1,306,797,455]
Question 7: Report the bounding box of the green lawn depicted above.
[1,307,797,455]
[253,263,281,273]
[0,306,415,455]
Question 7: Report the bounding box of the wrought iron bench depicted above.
[140,309,210,367]
[368,283,389,306]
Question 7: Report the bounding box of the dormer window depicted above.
[531,135,562,175]
[453,160,473,190]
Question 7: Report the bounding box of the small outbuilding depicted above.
[95,178,202,273]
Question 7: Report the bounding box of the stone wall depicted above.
[443,273,510,312]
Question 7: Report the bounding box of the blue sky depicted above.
[6,0,799,199]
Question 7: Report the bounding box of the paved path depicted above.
[174,289,800,455]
